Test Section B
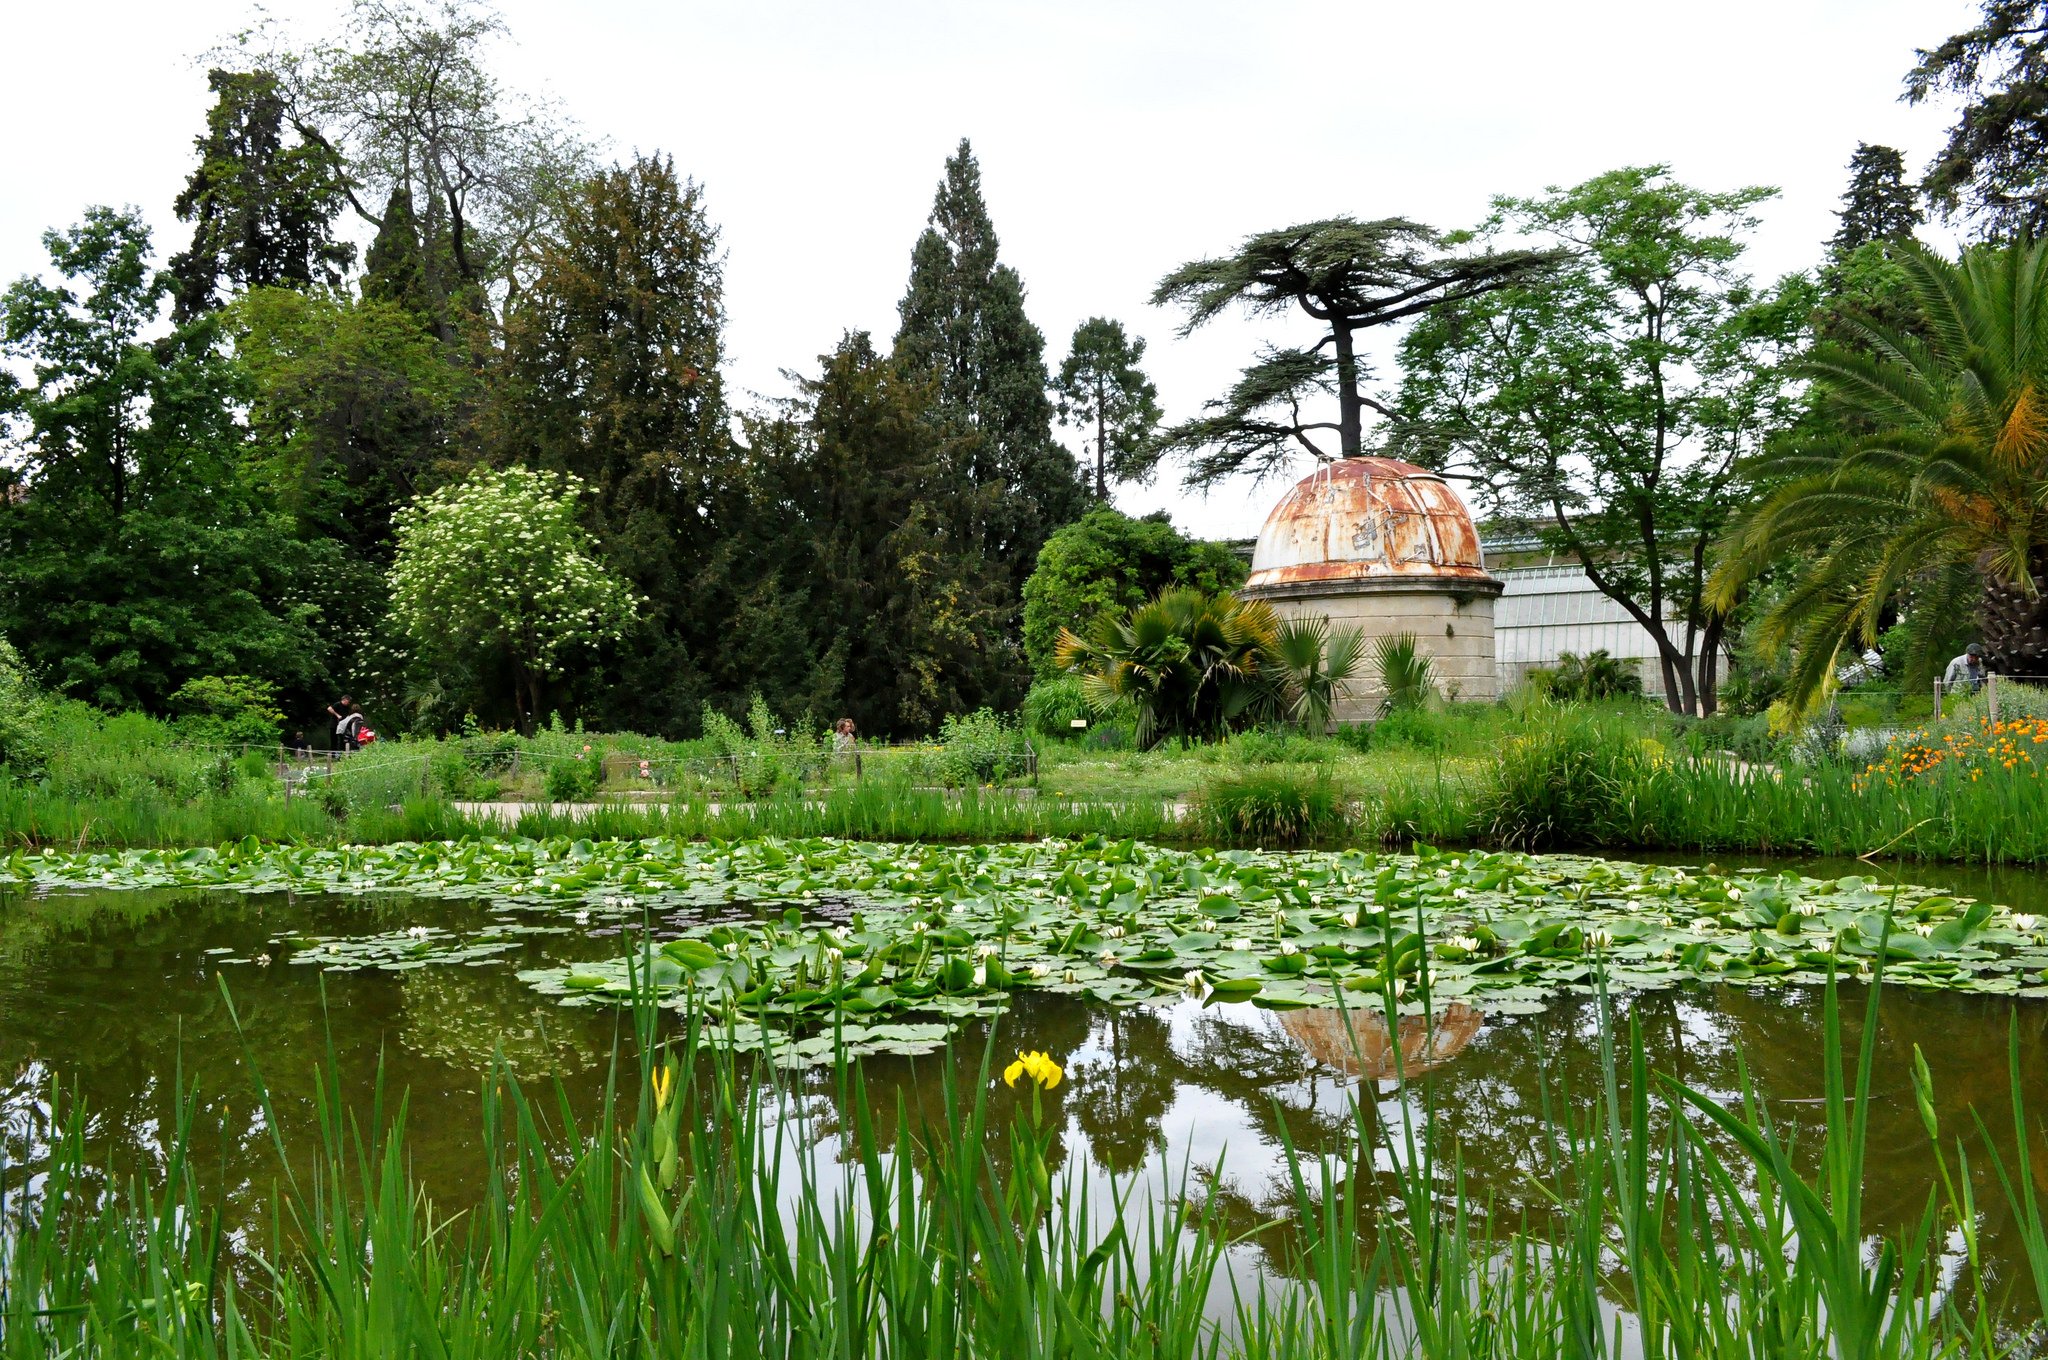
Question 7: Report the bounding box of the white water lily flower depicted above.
[1435,869,1451,879]
[911,921,929,934]
[1793,902,1820,918]
[1227,937,1257,952]
[1103,925,1126,939]
[406,926,431,939]
[1341,910,1361,928]
[1279,940,1300,956]
[1452,887,1470,900]
[1693,918,1719,932]
[1392,978,1408,998]
[723,942,741,957]
[572,910,591,925]
[1587,928,1614,950]
[1097,951,1121,968]
[1183,970,1208,996]
[1028,964,1051,980]
[1448,935,1482,954]
[1063,967,1081,984]
[1727,887,1742,901]
[2016,914,2039,933]
[1912,921,1938,937]
[973,964,988,987]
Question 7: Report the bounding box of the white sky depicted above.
[4,0,1979,540]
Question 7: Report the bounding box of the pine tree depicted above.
[894,140,1085,589]
[167,68,353,322]
[1830,144,1924,256]
[1053,318,1163,498]
[1907,0,2048,239]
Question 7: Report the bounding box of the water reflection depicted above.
[2,879,2047,1296]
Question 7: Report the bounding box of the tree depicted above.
[167,68,354,323]
[1394,167,1813,716]
[1830,144,1924,255]
[1712,239,2048,704]
[0,208,325,710]
[894,139,1086,587]
[1055,588,1279,749]
[747,333,1015,735]
[245,0,591,342]
[1020,507,1244,678]
[1052,318,1162,497]
[1151,218,1561,486]
[1907,0,2048,239]
[388,465,638,731]
[488,153,729,732]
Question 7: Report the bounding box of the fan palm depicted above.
[1712,238,2048,708]
[1372,632,1439,715]
[1054,588,1278,748]
[1263,616,1368,733]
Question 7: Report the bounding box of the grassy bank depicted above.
[6,977,2047,1357]
[9,697,2048,863]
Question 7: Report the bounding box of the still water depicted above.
[3,853,2047,1295]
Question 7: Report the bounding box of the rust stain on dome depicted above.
[1241,457,1500,598]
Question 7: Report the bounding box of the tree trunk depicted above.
[1095,379,1109,498]
[1332,323,1363,457]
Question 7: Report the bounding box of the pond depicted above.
[4,845,2048,1307]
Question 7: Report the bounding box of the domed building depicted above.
[1240,458,1502,721]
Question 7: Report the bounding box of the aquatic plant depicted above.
[12,835,2042,1062]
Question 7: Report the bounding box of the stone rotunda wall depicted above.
[1238,458,1503,723]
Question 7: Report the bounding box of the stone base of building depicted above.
[1241,578,1502,724]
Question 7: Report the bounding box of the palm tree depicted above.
[1712,239,2048,707]
[1371,633,1439,715]
[1055,588,1278,748]
[1263,616,1367,733]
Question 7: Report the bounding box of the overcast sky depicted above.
[5,0,1980,539]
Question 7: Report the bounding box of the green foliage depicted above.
[389,465,638,732]
[1052,316,1163,495]
[1191,767,1354,846]
[1371,632,1438,714]
[1020,674,1094,737]
[1398,165,1813,717]
[167,674,285,747]
[894,139,1085,596]
[1264,616,1366,733]
[1021,507,1244,677]
[1713,238,2048,708]
[1540,649,1646,703]
[1057,588,1278,748]
[0,637,48,775]
[1829,142,1924,256]
[166,67,354,322]
[936,707,1030,787]
[1478,705,1668,849]
[0,207,326,711]
[1153,216,1561,482]
[699,696,823,796]
[1907,0,2048,237]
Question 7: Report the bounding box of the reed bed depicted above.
[4,972,2047,1358]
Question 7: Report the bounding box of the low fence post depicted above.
[1934,680,1944,721]
[1990,672,2002,724]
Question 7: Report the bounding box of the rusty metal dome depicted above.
[1240,457,1501,599]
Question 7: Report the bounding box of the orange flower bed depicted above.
[1857,716,2048,790]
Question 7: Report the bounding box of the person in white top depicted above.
[1943,644,1986,694]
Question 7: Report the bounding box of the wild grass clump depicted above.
[1192,767,1354,846]
[1476,704,1665,849]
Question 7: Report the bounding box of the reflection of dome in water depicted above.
[1280,1003,1483,1080]
[1240,458,1502,717]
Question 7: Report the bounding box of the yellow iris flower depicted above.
[652,1066,674,1112]
[1003,1050,1063,1090]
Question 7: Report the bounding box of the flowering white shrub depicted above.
[389,467,637,724]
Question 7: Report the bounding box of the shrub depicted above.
[1191,767,1355,847]
[1223,727,1328,765]
[1545,649,1645,703]
[937,708,1031,787]
[1476,706,1665,849]
[543,748,602,801]
[1022,675,1094,738]
[167,675,284,748]
[1371,705,1453,751]
[700,696,822,796]
[0,637,48,776]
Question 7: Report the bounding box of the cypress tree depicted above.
[894,140,1085,594]
[1830,144,1924,256]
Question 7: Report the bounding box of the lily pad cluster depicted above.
[7,837,2042,1064]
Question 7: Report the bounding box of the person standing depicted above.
[1943,644,1987,695]
[833,717,861,779]
[327,695,365,753]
